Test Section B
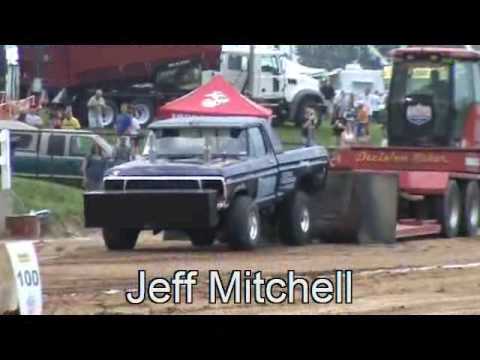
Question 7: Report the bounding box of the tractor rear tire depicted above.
[436,181,462,238]
[462,181,480,237]
[278,191,312,246]
[225,196,261,251]
[103,228,140,251]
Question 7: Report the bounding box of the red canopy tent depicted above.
[158,75,272,120]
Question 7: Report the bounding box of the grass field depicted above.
[100,122,385,149]
[277,122,384,148]
[12,177,84,235]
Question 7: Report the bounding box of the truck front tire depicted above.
[132,99,155,127]
[226,196,261,251]
[103,228,140,251]
[279,191,312,246]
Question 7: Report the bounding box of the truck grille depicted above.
[125,180,199,191]
[104,178,225,198]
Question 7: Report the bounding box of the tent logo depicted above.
[202,91,230,108]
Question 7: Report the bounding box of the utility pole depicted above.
[248,45,256,98]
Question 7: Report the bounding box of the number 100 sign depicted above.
[5,242,43,315]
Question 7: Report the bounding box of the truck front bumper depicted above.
[84,190,219,230]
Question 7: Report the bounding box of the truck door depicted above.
[257,55,284,100]
[11,132,39,178]
[248,126,278,204]
[44,134,67,180]
[66,135,96,181]
[453,61,476,144]
[221,53,249,91]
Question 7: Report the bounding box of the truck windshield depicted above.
[390,62,451,100]
[389,60,453,147]
[151,128,248,158]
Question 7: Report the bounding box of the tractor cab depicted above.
[388,48,480,148]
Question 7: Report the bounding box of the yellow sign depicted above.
[355,151,449,165]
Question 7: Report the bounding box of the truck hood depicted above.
[105,158,243,177]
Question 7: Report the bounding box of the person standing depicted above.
[116,103,133,138]
[302,107,318,147]
[370,91,382,124]
[87,90,106,129]
[344,93,357,139]
[82,144,109,191]
[113,136,133,166]
[363,88,376,136]
[51,108,64,129]
[61,108,82,130]
[356,101,370,140]
[128,104,142,158]
[321,79,336,124]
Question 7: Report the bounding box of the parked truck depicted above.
[17,45,222,128]
[204,45,326,126]
[315,47,480,244]
[84,117,329,251]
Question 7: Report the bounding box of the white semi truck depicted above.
[203,45,326,126]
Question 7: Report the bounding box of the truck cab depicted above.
[204,46,324,126]
[388,47,480,148]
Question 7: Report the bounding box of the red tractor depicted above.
[314,47,480,243]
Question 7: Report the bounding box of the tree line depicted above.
[296,45,400,71]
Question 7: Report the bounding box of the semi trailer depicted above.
[17,45,222,128]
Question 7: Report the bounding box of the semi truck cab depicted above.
[204,46,324,126]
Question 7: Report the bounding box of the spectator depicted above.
[116,103,133,137]
[61,108,82,130]
[128,105,142,158]
[370,90,382,124]
[356,101,370,140]
[320,79,336,124]
[49,107,64,129]
[26,109,43,127]
[82,144,109,191]
[16,109,43,128]
[113,136,133,165]
[87,90,106,129]
[344,93,357,139]
[302,106,317,147]
[363,88,376,135]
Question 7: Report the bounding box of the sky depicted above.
[5,45,18,64]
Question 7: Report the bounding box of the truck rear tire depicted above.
[278,191,312,246]
[103,228,140,251]
[89,100,118,129]
[436,181,461,238]
[226,196,261,251]
[462,181,480,237]
[188,230,217,248]
[132,99,155,127]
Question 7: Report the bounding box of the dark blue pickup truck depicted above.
[84,117,329,251]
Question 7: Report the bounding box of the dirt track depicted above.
[37,233,480,315]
